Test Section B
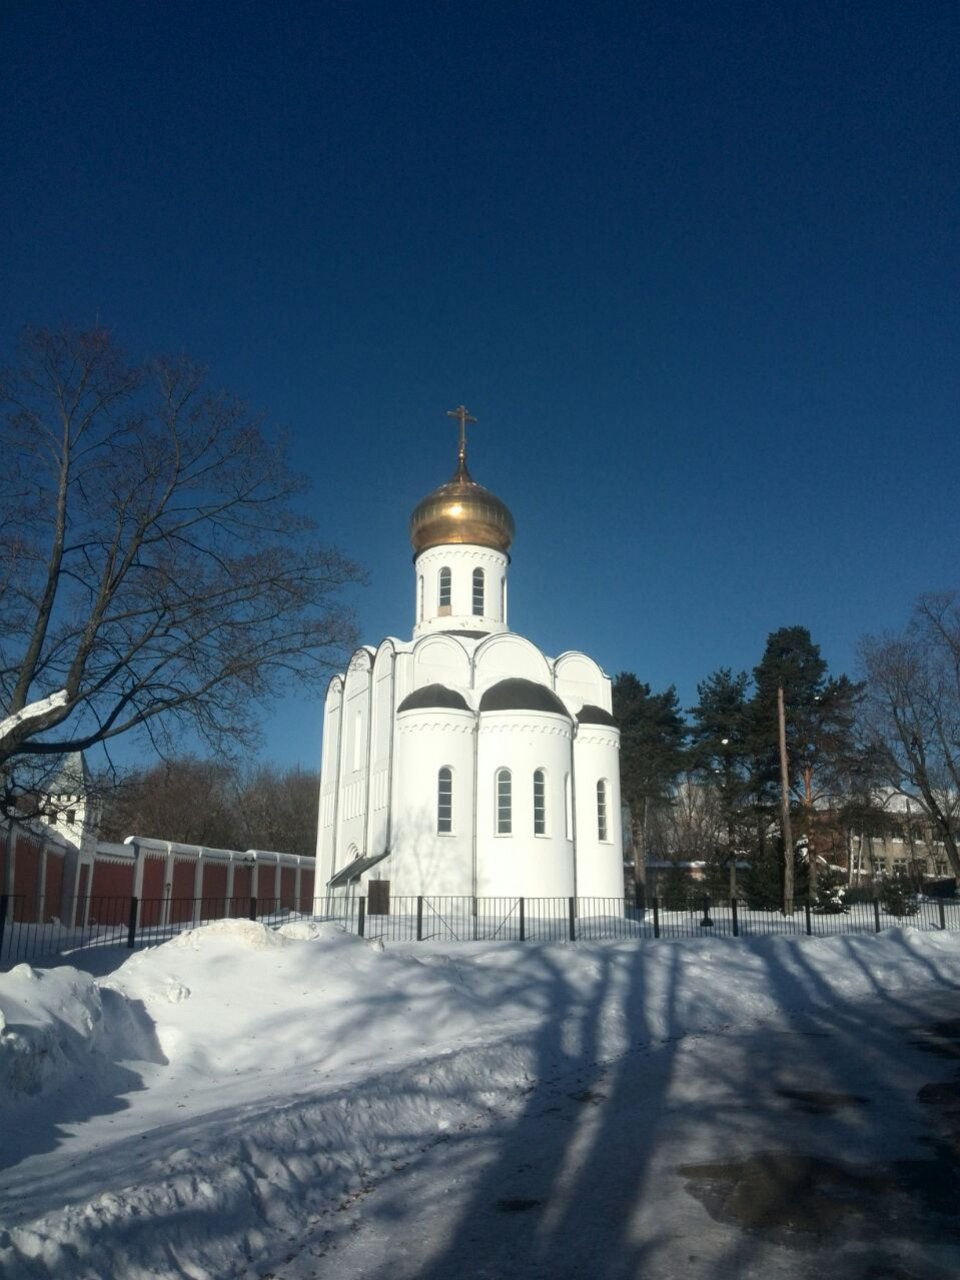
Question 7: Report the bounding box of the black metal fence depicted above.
[0,893,315,970]
[322,892,960,944]
[3,891,959,971]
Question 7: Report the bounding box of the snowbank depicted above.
[1,923,959,1278]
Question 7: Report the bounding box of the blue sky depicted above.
[2,1,957,770]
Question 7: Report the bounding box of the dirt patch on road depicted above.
[680,1016,960,1249]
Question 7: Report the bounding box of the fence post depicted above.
[700,895,714,928]
[653,897,660,938]
[519,896,525,942]
[731,897,739,937]
[873,899,881,933]
[249,896,257,922]
[0,893,7,957]
[416,895,423,942]
[804,901,812,936]
[358,896,366,938]
[939,900,947,931]
[568,897,576,942]
[126,895,139,949]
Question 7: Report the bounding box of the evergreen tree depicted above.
[612,673,686,903]
[688,668,752,893]
[751,627,860,897]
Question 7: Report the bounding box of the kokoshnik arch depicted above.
[315,407,623,901]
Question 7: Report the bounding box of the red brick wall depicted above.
[43,850,64,921]
[142,854,166,900]
[13,835,41,922]
[90,860,135,923]
[170,859,197,923]
[280,866,296,909]
[201,862,228,920]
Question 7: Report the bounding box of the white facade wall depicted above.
[476,710,576,897]
[316,677,343,881]
[573,725,624,897]
[554,651,610,716]
[367,641,398,860]
[413,544,509,639]
[474,632,552,697]
[387,707,476,895]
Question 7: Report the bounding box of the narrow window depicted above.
[437,767,453,834]
[533,769,546,835]
[438,566,452,612]
[353,708,363,771]
[418,575,424,621]
[496,768,512,835]
[564,773,572,840]
[597,779,609,842]
[472,567,485,615]
[500,576,506,620]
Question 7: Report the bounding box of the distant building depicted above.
[845,793,954,884]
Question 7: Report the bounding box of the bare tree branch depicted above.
[0,325,365,806]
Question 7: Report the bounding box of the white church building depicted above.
[315,408,623,903]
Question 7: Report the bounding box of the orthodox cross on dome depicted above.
[446,404,477,468]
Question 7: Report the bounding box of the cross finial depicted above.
[446,404,477,467]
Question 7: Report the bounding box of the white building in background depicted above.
[316,408,623,902]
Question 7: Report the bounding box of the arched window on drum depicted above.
[437,767,453,834]
[533,769,546,836]
[597,779,610,842]
[496,768,512,835]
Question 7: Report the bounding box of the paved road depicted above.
[250,986,960,1280]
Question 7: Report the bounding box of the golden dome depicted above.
[410,457,515,556]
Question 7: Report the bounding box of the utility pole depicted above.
[778,684,795,914]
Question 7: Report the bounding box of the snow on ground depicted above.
[1,922,960,1279]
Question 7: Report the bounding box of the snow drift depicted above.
[1,921,959,1278]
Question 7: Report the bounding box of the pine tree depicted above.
[612,673,686,904]
[751,628,860,899]
[688,668,752,894]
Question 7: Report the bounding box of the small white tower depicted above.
[410,405,514,640]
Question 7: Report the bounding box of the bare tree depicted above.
[234,763,320,856]
[859,593,960,878]
[98,757,320,856]
[0,325,363,806]
[98,757,242,850]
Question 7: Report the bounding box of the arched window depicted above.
[418,575,424,621]
[597,779,609,842]
[533,769,546,835]
[438,567,452,612]
[496,768,512,835]
[472,567,485,615]
[564,773,572,840]
[437,767,453,834]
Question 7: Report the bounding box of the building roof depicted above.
[397,683,471,712]
[577,704,618,727]
[479,678,569,716]
[327,849,390,888]
[48,750,91,796]
[409,456,514,555]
